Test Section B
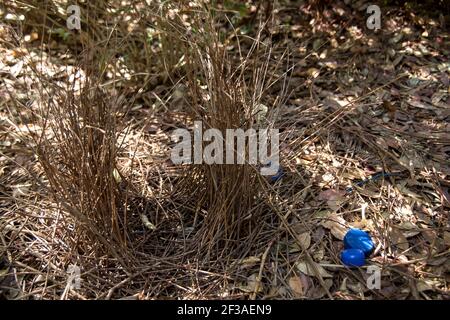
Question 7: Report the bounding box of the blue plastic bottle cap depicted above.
[344,228,374,257]
[341,248,366,267]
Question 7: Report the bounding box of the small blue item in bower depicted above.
[270,166,284,182]
[341,248,366,267]
[344,228,374,257]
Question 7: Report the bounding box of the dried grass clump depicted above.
[13,64,132,267]
[164,4,279,255]
[46,77,127,261]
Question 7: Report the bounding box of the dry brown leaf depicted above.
[239,273,263,293]
[321,212,348,240]
[351,218,374,230]
[398,221,420,238]
[422,229,438,244]
[296,260,332,278]
[390,227,409,252]
[347,281,367,294]
[426,256,447,266]
[312,247,325,261]
[288,276,304,296]
[416,279,440,292]
[296,232,311,249]
[319,189,346,211]
[311,278,333,299]
[444,231,450,247]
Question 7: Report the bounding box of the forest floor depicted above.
[0,1,449,299]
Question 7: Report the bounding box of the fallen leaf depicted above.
[318,189,344,201]
[296,232,311,249]
[321,174,334,183]
[239,273,263,293]
[416,279,440,292]
[311,278,333,299]
[296,260,332,278]
[319,189,346,211]
[351,218,373,230]
[288,276,304,296]
[312,247,325,261]
[347,281,367,294]
[10,61,23,77]
[12,184,30,198]
[426,256,447,266]
[390,227,409,252]
[321,212,348,240]
[431,92,445,106]
[444,231,450,247]
[397,221,420,238]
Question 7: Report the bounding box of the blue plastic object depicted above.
[341,248,366,267]
[344,228,374,257]
[270,166,284,182]
[263,161,284,182]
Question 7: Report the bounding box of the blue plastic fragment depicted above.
[341,248,366,267]
[270,166,284,182]
[263,161,284,182]
[344,228,374,257]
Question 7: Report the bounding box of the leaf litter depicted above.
[0,0,448,300]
